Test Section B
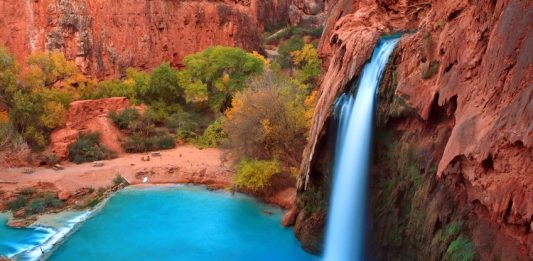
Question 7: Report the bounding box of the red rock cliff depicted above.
[0,0,312,77]
[297,0,532,259]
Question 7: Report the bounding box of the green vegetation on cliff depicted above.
[6,189,64,217]
[1,39,321,189]
[68,132,117,164]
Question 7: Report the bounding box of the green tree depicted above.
[235,159,282,191]
[144,62,182,105]
[0,46,20,109]
[24,51,79,88]
[125,68,150,102]
[291,44,321,86]
[276,36,305,68]
[179,46,264,113]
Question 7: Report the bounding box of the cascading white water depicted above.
[324,36,400,261]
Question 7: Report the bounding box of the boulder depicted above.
[281,207,298,227]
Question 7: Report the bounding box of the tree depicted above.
[0,46,20,109]
[179,46,264,113]
[144,62,183,105]
[224,71,314,168]
[40,101,66,129]
[291,44,321,86]
[24,51,78,88]
[235,159,282,191]
[276,35,305,68]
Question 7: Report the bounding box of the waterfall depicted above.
[324,36,400,261]
[25,0,37,52]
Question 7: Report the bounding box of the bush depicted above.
[291,44,322,87]
[445,235,476,261]
[276,36,305,68]
[224,71,313,168]
[164,110,198,132]
[235,159,282,191]
[109,108,141,130]
[97,187,106,197]
[41,152,59,167]
[113,174,128,186]
[68,132,117,164]
[300,188,326,214]
[43,193,64,208]
[0,121,26,151]
[193,118,227,148]
[25,198,46,215]
[145,102,183,124]
[121,132,176,153]
[6,195,29,211]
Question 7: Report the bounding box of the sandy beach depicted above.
[0,145,233,193]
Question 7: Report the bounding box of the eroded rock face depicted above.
[297,0,532,259]
[50,97,132,159]
[0,0,323,78]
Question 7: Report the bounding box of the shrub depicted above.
[7,195,29,211]
[41,152,59,167]
[68,132,117,164]
[87,197,102,208]
[25,198,46,215]
[121,129,176,153]
[0,121,26,151]
[235,159,282,191]
[300,188,326,214]
[109,108,140,130]
[113,174,128,186]
[145,102,183,124]
[164,110,198,132]
[291,44,322,86]
[94,80,138,102]
[97,187,106,197]
[193,118,227,148]
[445,235,476,261]
[277,36,305,68]
[22,126,48,152]
[224,71,313,168]
[39,101,66,129]
[43,193,63,208]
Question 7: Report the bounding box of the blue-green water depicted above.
[48,186,318,261]
[0,214,54,258]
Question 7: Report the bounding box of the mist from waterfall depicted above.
[323,36,400,261]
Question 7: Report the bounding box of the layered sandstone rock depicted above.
[0,0,324,78]
[297,0,532,258]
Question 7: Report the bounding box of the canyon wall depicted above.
[296,0,532,259]
[0,0,323,78]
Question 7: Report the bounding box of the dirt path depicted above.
[0,145,234,193]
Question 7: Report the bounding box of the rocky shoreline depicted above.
[1,146,298,234]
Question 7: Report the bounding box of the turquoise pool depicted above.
[45,186,318,261]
